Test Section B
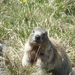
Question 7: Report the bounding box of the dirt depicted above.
[0,56,6,75]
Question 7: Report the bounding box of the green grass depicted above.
[0,0,75,75]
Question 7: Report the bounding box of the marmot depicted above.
[22,27,74,75]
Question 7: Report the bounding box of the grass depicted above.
[0,0,75,75]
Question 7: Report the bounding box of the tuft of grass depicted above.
[0,0,75,75]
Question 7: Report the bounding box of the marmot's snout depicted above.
[35,35,41,42]
[33,34,42,44]
[35,35,40,40]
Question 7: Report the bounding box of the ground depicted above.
[0,0,75,75]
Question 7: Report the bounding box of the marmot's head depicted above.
[29,27,48,46]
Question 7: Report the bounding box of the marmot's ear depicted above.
[45,31,47,35]
[32,30,34,33]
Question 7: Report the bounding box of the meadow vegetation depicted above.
[0,0,75,75]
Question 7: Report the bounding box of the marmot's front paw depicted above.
[22,55,30,67]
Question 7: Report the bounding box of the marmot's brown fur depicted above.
[22,27,74,75]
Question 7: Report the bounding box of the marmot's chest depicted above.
[32,46,46,55]
[32,46,50,61]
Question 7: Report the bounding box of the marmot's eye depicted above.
[42,33,46,36]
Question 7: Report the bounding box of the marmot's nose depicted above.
[35,35,40,40]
